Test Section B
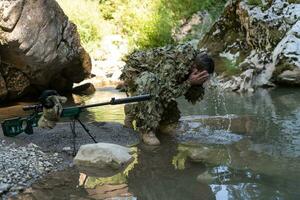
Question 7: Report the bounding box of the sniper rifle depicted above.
[1,94,151,139]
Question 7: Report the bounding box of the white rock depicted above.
[74,143,134,177]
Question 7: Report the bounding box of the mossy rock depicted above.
[288,0,300,3]
[247,0,262,6]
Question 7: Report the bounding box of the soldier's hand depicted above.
[187,69,209,86]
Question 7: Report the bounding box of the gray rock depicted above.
[0,183,10,194]
[172,11,213,43]
[0,72,7,101]
[274,21,300,85]
[277,69,300,85]
[72,82,96,95]
[0,0,91,101]
[199,0,300,90]
[74,143,135,177]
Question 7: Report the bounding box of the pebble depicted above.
[62,146,72,152]
[0,183,10,194]
[0,139,63,197]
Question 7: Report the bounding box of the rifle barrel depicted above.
[22,94,152,111]
[80,94,151,109]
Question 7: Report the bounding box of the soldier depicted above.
[120,43,214,145]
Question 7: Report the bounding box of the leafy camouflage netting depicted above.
[120,43,205,132]
[38,95,67,129]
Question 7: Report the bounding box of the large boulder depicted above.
[200,0,300,91]
[273,21,300,84]
[0,0,91,101]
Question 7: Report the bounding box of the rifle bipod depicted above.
[69,118,97,156]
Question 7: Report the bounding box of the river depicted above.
[6,86,300,200]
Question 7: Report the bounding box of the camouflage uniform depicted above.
[121,43,205,133]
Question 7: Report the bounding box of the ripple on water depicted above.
[176,115,244,145]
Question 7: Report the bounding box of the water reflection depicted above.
[173,87,300,199]
[176,141,300,179]
[127,136,215,200]
[74,146,139,199]
[177,87,300,158]
[73,87,127,124]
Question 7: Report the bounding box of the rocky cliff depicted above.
[0,0,91,101]
[200,0,300,92]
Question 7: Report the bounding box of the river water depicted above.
[10,87,300,199]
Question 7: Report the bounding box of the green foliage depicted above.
[97,0,173,49]
[99,0,227,49]
[57,0,227,52]
[56,0,104,52]
[247,0,271,11]
[223,59,241,76]
[164,0,226,21]
[247,0,263,6]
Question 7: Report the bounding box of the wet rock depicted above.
[200,0,300,90]
[196,171,215,184]
[0,0,91,102]
[72,83,96,95]
[273,21,300,85]
[172,11,213,43]
[178,144,229,164]
[74,143,135,177]
[176,115,244,145]
[199,0,246,57]
[175,139,300,181]
[277,69,300,85]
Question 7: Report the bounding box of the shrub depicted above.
[99,0,227,49]
[58,0,227,51]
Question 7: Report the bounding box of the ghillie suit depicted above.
[38,90,67,129]
[120,43,205,133]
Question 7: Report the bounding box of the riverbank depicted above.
[0,140,64,197]
[0,121,140,199]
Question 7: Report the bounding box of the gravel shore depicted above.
[0,121,140,199]
[0,140,64,198]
